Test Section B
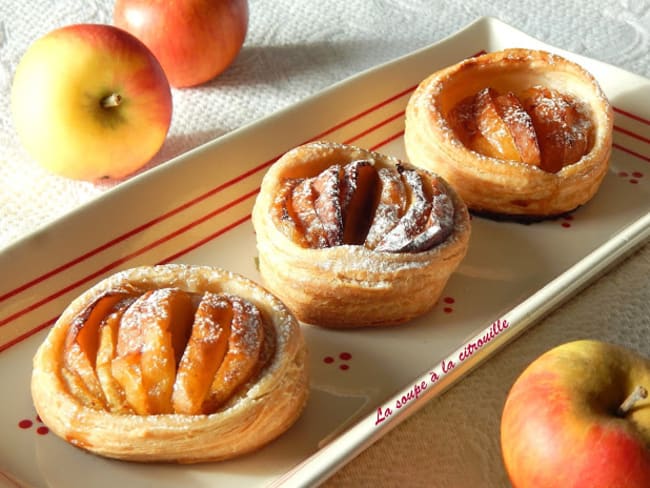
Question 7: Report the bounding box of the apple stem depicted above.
[617,386,648,417]
[100,93,122,108]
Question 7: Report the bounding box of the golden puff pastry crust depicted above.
[252,141,471,328]
[31,264,309,463]
[404,48,613,220]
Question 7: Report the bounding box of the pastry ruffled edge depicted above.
[404,48,613,220]
[252,141,471,328]
[31,264,309,463]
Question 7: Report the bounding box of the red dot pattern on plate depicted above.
[560,215,574,228]
[323,352,353,371]
[442,296,455,313]
[618,170,644,184]
[18,415,49,435]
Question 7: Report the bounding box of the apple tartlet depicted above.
[404,48,613,220]
[31,264,309,463]
[252,141,471,328]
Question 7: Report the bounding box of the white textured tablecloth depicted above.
[1,1,649,486]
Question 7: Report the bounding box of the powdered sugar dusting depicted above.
[525,85,592,144]
[376,170,455,253]
[292,179,329,248]
[365,167,406,248]
[313,165,344,246]
[414,49,603,174]
[63,279,279,415]
[227,295,264,359]
[375,168,430,252]
[274,159,457,253]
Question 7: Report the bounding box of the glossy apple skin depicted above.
[114,0,248,88]
[11,24,172,181]
[501,340,650,488]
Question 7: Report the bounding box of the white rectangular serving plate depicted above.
[1,16,649,488]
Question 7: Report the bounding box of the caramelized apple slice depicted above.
[291,178,330,248]
[447,93,479,147]
[172,293,233,415]
[470,88,519,160]
[312,165,345,246]
[275,158,452,253]
[494,91,541,165]
[272,178,310,247]
[401,178,455,252]
[60,366,106,410]
[375,167,431,252]
[63,290,133,409]
[340,160,379,245]
[203,296,263,412]
[521,86,592,172]
[96,296,136,413]
[112,288,194,414]
[471,87,541,165]
[365,167,407,249]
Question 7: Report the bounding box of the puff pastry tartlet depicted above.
[404,48,613,220]
[31,264,309,463]
[252,141,471,328]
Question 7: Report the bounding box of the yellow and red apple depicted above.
[501,339,650,487]
[11,24,172,181]
[114,0,249,88]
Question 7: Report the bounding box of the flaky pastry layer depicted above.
[404,48,613,219]
[252,142,471,328]
[31,264,309,463]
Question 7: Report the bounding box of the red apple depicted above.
[501,339,650,487]
[11,24,172,181]
[114,0,249,88]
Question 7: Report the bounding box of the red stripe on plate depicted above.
[0,190,258,330]
[2,68,649,347]
[614,125,650,145]
[308,86,416,143]
[370,130,406,151]
[615,107,650,126]
[613,143,650,163]
[160,214,253,264]
[0,163,272,304]
[0,215,255,352]
[1,89,417,305]
[0,318,55,353]
[344,111,405,145]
